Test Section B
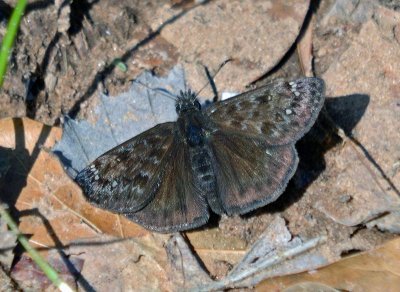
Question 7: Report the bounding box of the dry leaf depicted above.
[257,238,400,291]
[0,117,148,250]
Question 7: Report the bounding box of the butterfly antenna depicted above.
[195,58,233,98]
[133,80,177,101]
[205,66,218,101]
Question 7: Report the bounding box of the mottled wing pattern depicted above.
[124,138,209,232]
[76,123,176,213]
[75,77,325,233]
[76,122,209,232]
[208,131,298,215]
[205,78,325,145]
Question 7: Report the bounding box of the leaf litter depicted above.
[0,62,398,289]
[50,63,396,289]
[0,0,399,290]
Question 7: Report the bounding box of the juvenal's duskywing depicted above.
[75,77,325,232]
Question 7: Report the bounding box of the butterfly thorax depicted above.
[175,90,211,147]
[177,110,208,147]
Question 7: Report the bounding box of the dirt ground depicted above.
[0,0,399,291]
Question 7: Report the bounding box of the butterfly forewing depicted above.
[76,123,176,213]
[205,78,325,145]
[208,130,298,215]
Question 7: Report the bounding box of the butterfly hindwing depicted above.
[207,130,298,215]
[205,77,325,145]
[124,135,209,232]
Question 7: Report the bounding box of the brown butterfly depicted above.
[75,78,325,232]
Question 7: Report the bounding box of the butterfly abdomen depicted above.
[190,147,214,186]
[182,117,215,187]
[177,110,223,214]
[189,145,220,210]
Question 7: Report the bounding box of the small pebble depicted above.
[338,194,352,203]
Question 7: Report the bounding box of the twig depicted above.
[199,235,327,291]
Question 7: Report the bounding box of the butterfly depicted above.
[75,77,325,232]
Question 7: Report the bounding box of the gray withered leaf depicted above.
[67,66,325,233]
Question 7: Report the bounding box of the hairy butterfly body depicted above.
[76,78,325,232]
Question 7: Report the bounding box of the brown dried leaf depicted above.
[0,117,148,250]
[257,238,400,291]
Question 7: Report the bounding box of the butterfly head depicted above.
[175,89,201,116]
